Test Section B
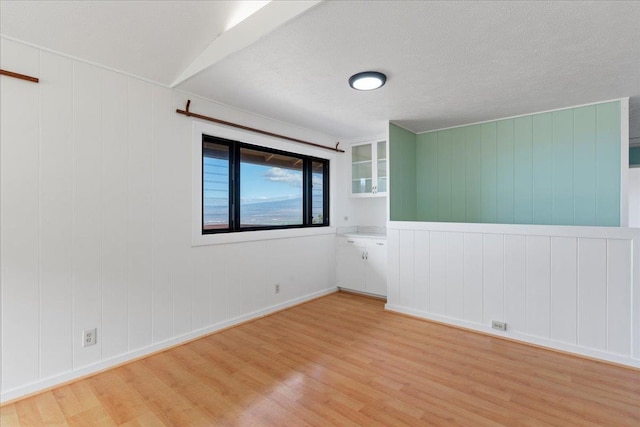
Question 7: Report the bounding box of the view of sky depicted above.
[241,164,302,204]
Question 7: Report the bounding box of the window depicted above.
[202,135,329,233]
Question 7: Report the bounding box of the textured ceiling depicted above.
[2,1,639,141]
[177,0,640,140]
[0,0,256,85]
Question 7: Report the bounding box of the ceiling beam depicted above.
[170,0,321,88]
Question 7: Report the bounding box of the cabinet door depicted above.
[365,241,387,296]
[337,242,366,292]
[352,143,373,194]
[376,141,387,194]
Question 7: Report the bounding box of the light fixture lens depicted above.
[349,71,386,91]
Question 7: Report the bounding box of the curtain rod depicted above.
[0,69,39,83]
[176,100,344,153]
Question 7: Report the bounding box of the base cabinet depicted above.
[337,236,387,297]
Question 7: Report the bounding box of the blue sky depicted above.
[241,164,302,204]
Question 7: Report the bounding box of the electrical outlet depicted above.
[275,284,280,294]
[491,320,507,331]
[83,328,97,347]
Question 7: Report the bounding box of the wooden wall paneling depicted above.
[445,232,464,318]
[39,51,74,378]
[595,102,621,226]
[314,234,337,294]
[607,239,632,355]
[225,241,265,319]
[126,77,153,351]
[169,93,194,338]
[532,113,553,224]
[573,105,597,225]
[72,61,104,369]
[416,133,438,221]
[265,239,293,306]
[191,247,212,331]
[389,124,417,221]
[0,39,41,390]
[462,233,483,323]
[577,238,607,350]
[207,244,229,326]
[265,237,321,305]
[482,234,504,325]
[429,232,447,315]
[480,123,497,223]
[465,125,482,223]
[550,236,577,343]
[552,109,574,225]
[627,166,640,227]
[513,116,533,224]
[150,86,175,343]
[450,128,466,222]
[413,231,430,311]
[398,231,415,308]
[437,130,452,221]
[496,119,514,224]
[386,229,400,305]
[525,236,551,338]
[162,89,194,342]
[504,234,526,333]
[633,236,640,360]
[101,69,129,359]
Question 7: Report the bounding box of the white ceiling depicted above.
[1,1,639,141]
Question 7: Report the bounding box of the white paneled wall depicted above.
[0,38,337,402]
[630,167,640,227]
[386,222,640,367]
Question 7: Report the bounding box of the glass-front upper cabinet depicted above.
[351,140,387,197]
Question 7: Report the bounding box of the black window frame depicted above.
[202,134,330,234]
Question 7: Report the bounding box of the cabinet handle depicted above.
[365,251,368,260]
[361,252,364,259]
[376,242,384,246]
[347,240,354,243]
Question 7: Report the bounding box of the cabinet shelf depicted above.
[351,140,387,197]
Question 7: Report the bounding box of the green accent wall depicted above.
[389,123,416,220]
[390,100,622,226]
[630,146,640,166]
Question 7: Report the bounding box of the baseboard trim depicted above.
[1,287,338,405]
[385,304,640,371]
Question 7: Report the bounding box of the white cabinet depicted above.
[351,140,387,197]
[337,236,387,297]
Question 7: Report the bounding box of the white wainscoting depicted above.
[386,221,640,367]
[0,37,338,403]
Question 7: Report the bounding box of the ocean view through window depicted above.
[202,135,329,233]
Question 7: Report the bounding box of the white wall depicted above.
[386,221,640,367]
[630,167,640,227]
[0,38,338,402]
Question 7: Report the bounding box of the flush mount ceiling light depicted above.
[349,71,386,91]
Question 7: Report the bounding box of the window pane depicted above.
[352,144,372,194]
[312,161,325,224]
[240,147,303,227]
[203,142,230,230]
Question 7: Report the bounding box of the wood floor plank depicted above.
[2,292,639,426]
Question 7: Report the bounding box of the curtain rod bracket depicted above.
[176,99,345,153]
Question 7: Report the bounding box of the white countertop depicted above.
[339,232,386,239]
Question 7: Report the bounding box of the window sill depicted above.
[192,226,337,246]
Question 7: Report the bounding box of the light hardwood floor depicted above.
[2,291,639,426]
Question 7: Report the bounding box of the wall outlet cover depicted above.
[83,328,97,347]
[491,320,507,331]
